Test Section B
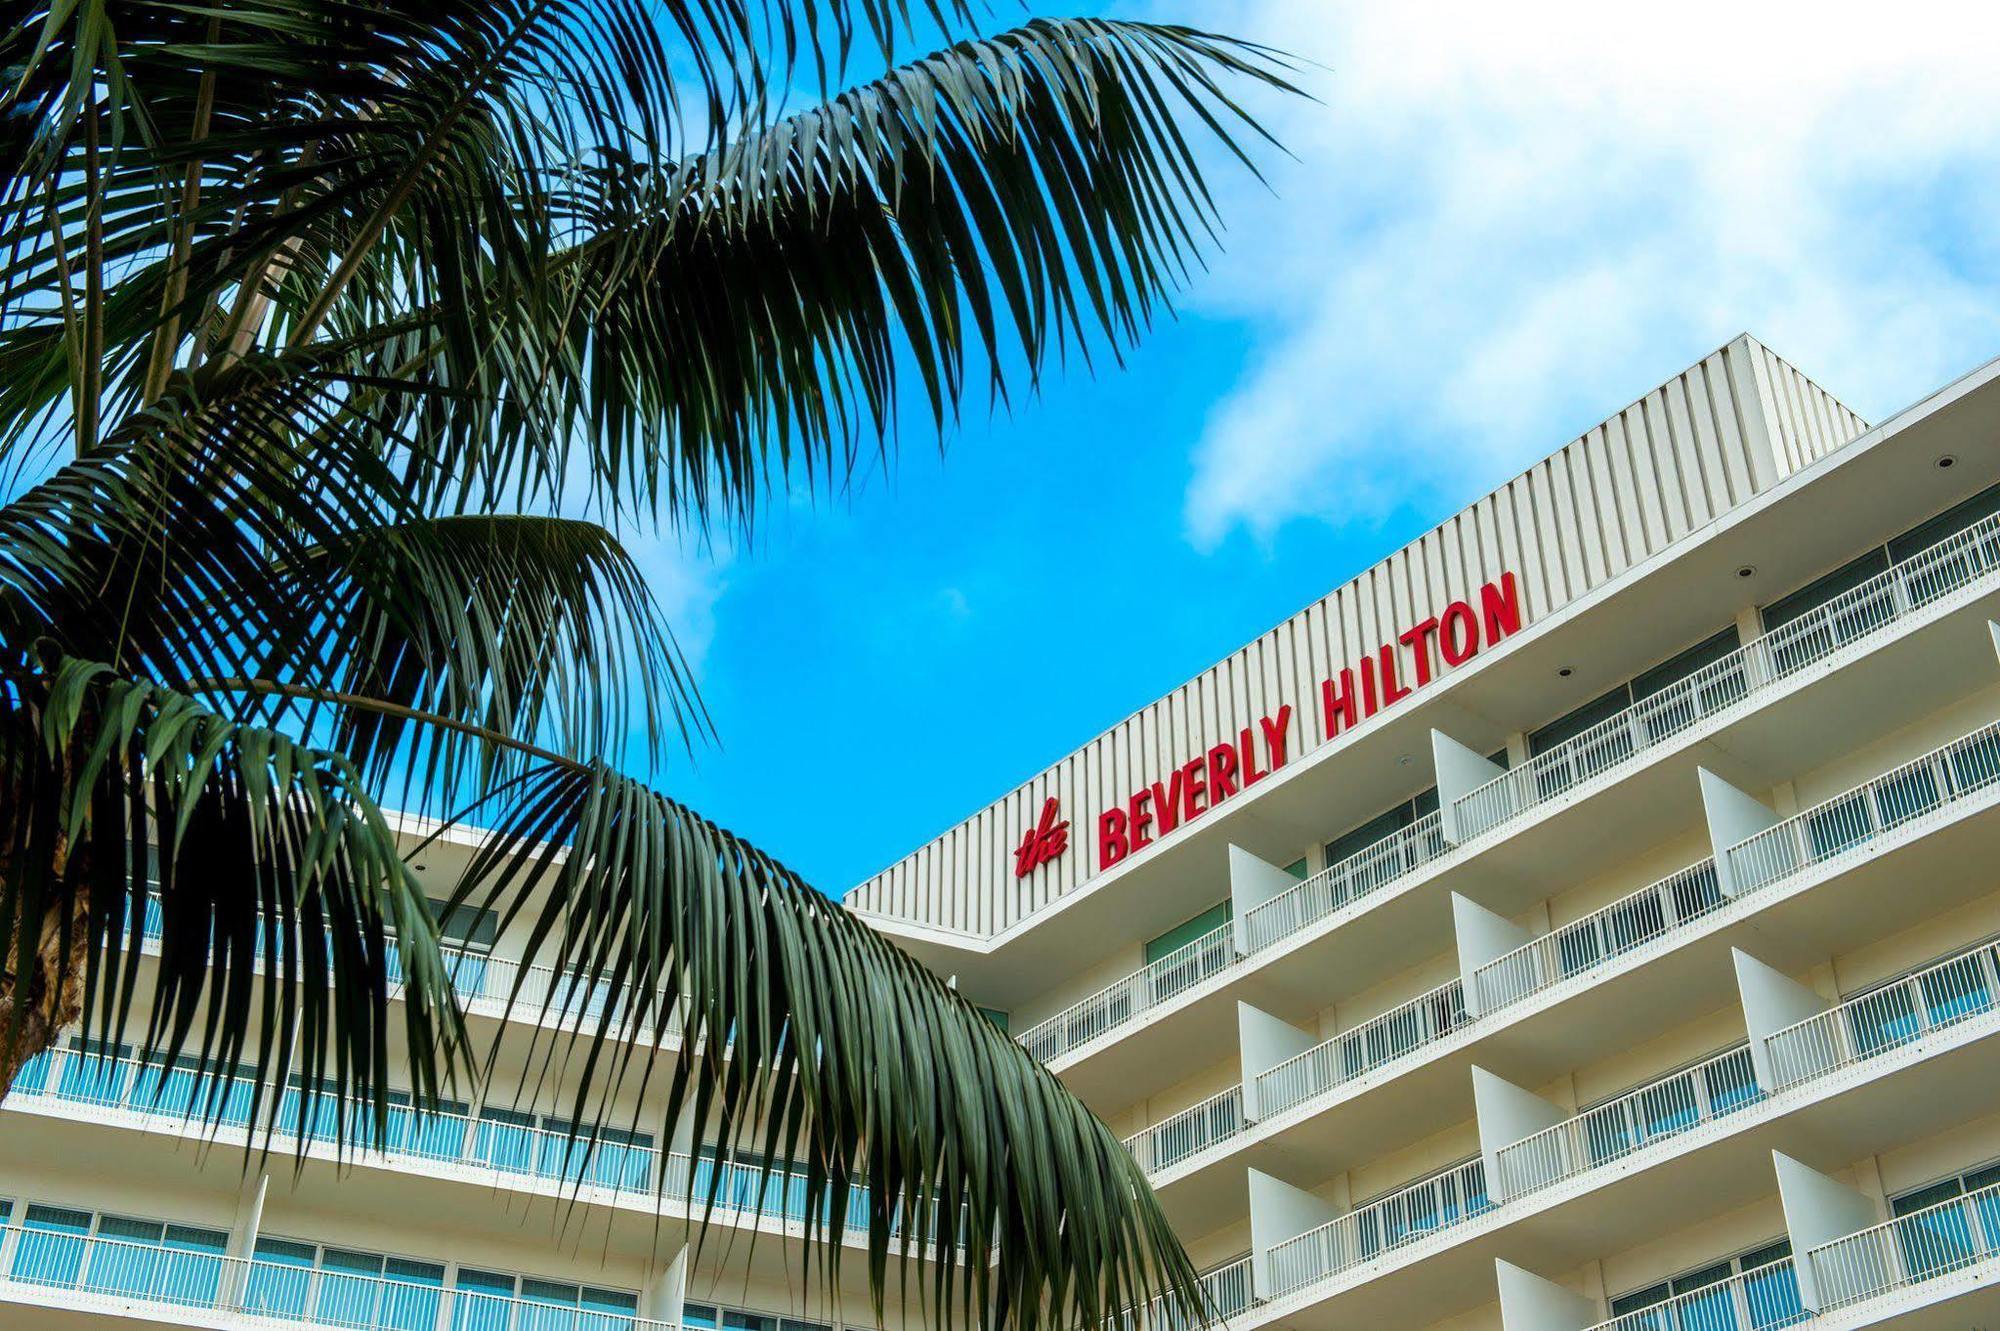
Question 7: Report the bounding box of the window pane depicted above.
[1529,685,1630,757]
[1763,548,1891,633]
[1887,482,2000,563]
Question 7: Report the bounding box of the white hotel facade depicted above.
[7,333,2000,1331]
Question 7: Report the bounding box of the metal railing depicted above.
[1725,719,2000,896]
[5,1047,895,1240]
[1763,938,2000,1091]
[1470,860,1724,1015]
[1584,1259,1808,1331]
[1123,1086,1245,1175]
[1241,812,1450,954]
[1254,979,1470,1120]
[137,891,684,1041]
[1121,1254,1254,1331]
[1453,507,2000,844]
[1807,1177,2000,1311]
[1492,1045,1762,1202]
[1018,923,1238,1064]
[1262,1158,1489,1300]
[0,1222,671,1330]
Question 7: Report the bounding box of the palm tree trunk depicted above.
[0,878,90,1097]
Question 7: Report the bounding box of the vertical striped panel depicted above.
[846,336,1867,935]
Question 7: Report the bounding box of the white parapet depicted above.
[1773,1150,1882,1311]
[1247,1167,1343,1301]
[1453,893,1536,1018]
[1698,768,1781,897]
[1434,730,1507,845]
[1989,619,2000,664]
[1495,1259,1599,1331]
[1230,845,1301,956]
[1238,1001,1316,1122]
[1731,949,1830,1091]
[1472,1066,1568,1198]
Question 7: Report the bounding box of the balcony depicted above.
[1581,1259,1808,1331]
[1451,508,2000,845]
[1121,712,2000,1238]
[2,1047,920,1250]
[1807,1178,2000,1315]
[1031,510,2000,1110]
[1263,1159,1490,1301]
[0,1220,669,1330]
[1020,921,1236,1064]
[1492,1045,1763,1202]
[1252,978,1470,1120]
[1222,927,2000,1331]
[132,891,684,1044]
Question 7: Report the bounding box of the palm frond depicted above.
[0,654,468,1153]
[444,759,1198,1331]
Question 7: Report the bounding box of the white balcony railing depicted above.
[1453,508,2000,843]
[1123,1086,1245,1175]
[1263,1158,1490,1300]
[137,891,685,1041]
[1493,1045,1762,1202]
[1583,1259,1808,1331]
[1807,1177,2000,1311]
[1241,812,1450,954]
[1763,937,2000,1091]
[1019,922,1237,1064]
[0,1222,672,1330]
[1254,978,1470,1120]
[5,1047,909,1241]
[1121,1254,1254,1331]
[1469,859,1725,1015]
[1725,719,2000,897]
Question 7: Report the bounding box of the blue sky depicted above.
[652,1,2000,896]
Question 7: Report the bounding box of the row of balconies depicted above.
[1,1041,930,1252]
[1137,912,2000,1331]
[0,1214,669,1330]
[1018,508,2000,1072]
[1123,712,2000,1180]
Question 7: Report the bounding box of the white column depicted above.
[1238,1001,1315,1121]
[1495,1259,1598,1331]
[1774,1151,1882,1311]
[1698,768,1781,896]
[1248,1168,1342,1300]
[1230,845,1300,954]
[1434,730,1507,844]
[224,1172,269,1308]
[641,1244,689,1324]
[1732,949,1830,1090]
[1453,893,1535,1017]
[1472,1066,1569,1200]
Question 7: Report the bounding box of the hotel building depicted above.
[7,332,2000,1331]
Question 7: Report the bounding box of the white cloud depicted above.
[625,529,731,678]
[1179,0,2000,547]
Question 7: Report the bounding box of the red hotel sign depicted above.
[1086,572,1523,873]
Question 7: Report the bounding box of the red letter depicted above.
[1481,572,1523,644]
[1260,705,1294,771]
[1239,727,1270,786]
[1098,808,1128,869]
[1180,758,1209,822]
[1150,769,1186,837]
[1440,601,1479,666]
[1129,789,1155,851]
[1321,668,1359,739]
[1207,743,1240,803]
[1398,617,1439,687]
[1378,645,1412,707]
[1359,654,1381,716]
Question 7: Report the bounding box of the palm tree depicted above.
[0,3,1289,1328]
